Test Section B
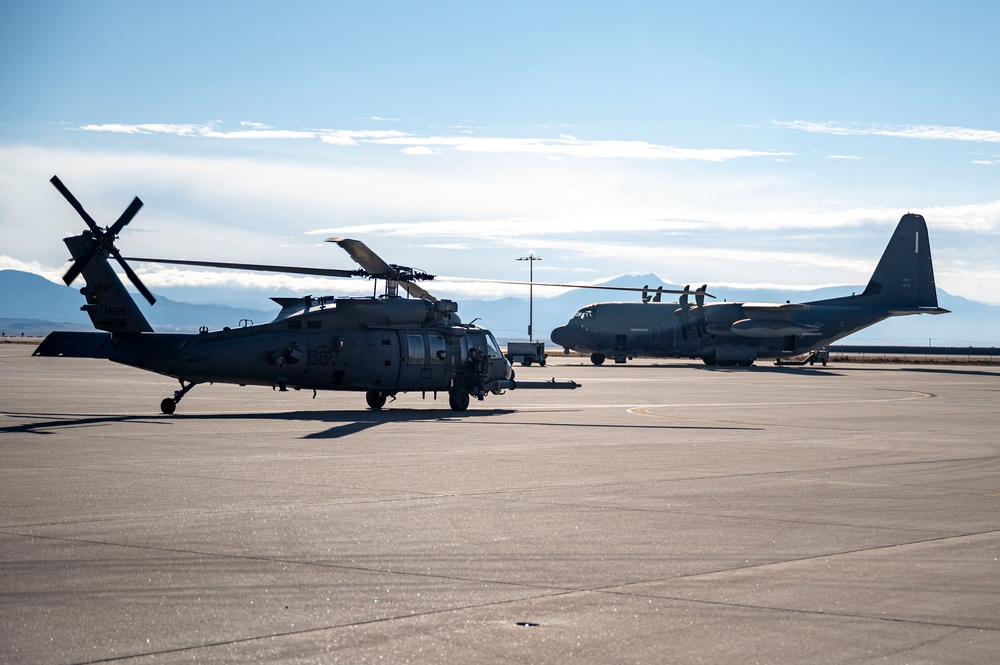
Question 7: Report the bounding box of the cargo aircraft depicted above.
[550,213,949,366]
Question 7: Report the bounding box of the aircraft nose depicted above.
[550,324,573,349]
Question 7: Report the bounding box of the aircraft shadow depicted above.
[897,366,1000,378]
[0,405,761,440]
[0,407,515,440]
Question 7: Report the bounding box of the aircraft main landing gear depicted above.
[366,390,388,410]
[161,380,198,414]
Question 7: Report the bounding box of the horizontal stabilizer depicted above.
[886,306,951,316]
[33,331,113,358]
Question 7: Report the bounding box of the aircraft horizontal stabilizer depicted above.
[33,331,113,358]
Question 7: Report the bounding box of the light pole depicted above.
[517,253,542,341]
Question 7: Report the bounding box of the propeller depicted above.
[676,285,691,339]
[694,284,708,336]
[674,284,709,339]
[51,175,156,305]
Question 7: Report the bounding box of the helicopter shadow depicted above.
[0,407,517,441]
[1,403,762,441]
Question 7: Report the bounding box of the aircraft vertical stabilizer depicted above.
[860,213,941,310]
[64,233,153,334]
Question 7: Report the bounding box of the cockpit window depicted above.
[485,332,503,358]
[574,308,595,320]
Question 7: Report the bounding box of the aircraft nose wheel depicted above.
[448,389,470,412]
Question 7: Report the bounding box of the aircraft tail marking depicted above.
[64,233,154,334]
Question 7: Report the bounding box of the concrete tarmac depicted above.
[2,343,998,663]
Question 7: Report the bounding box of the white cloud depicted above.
[5,140,1000,306]
[73,121,791,162]
[774,120,1000,143]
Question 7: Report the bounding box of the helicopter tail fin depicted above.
[64,232,154,334]
[859,213,948,314]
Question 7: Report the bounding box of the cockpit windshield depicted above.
[485,332,503,358]
[574,308,595,320]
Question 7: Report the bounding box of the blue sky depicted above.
[2,1,998,313]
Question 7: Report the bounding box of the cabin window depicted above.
[406,334,425,365]
[287,321,302,330]
[428,334,446,363]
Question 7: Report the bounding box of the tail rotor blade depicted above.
[110,246,156,305]
[50,176,101,234]
[109,196,144,236]
[62,244,101,285]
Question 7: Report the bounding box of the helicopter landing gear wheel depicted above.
[366,390,387,410]
[160,398,176,415]
[448,389,470,412]
[590,353,606,366]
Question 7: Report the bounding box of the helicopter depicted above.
[34,176,589,413]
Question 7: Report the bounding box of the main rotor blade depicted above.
[327,238,395,277]
[436,275,714,298]
[50,175,101,234]
[124,256,364,278]
[109,246,156,305]
[108,196,144,236]
[399,280,436,302]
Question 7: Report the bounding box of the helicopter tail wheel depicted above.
[161,380,197,414]
[448,389,470,412]
[366,390,387,410]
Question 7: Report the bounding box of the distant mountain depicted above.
[0,270,272,335]
[3,269,998,346]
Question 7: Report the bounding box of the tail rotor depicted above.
[51,175,155,305]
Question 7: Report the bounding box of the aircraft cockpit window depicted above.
[485,333,503,358]
[575,309,594,320]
